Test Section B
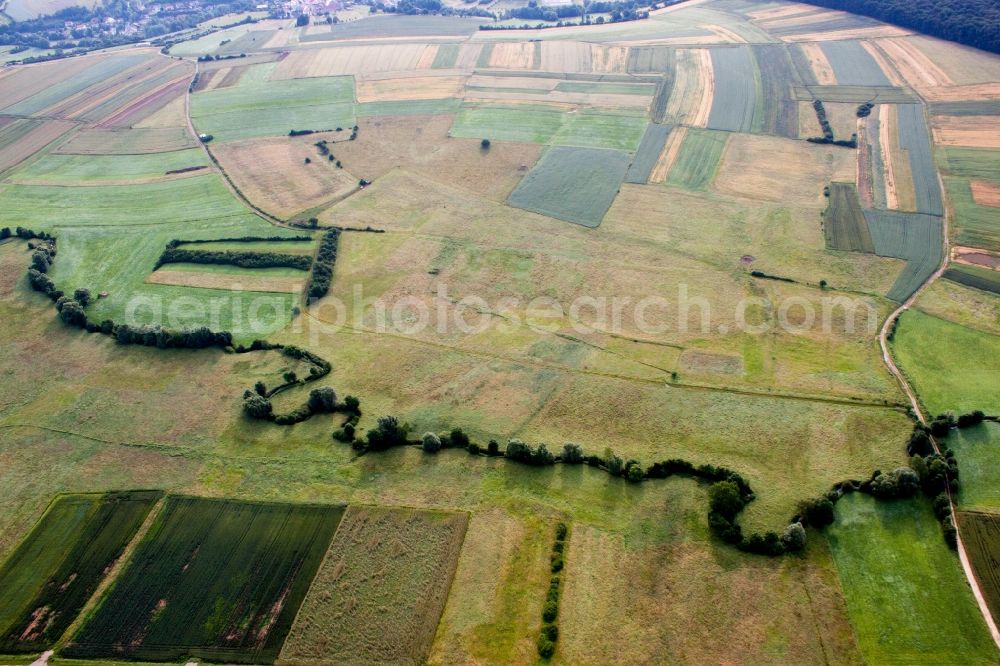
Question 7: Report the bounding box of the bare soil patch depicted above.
[932,115,1000,149]
[971,181,1000,208]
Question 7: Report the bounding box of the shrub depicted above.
[58,300,87,327]
[555,522,567,540]
[603,448,623,475]
[957,410,985,428]
[550,552,563,572]
[625,461,644,483]
[450,428,470,449]
[708,480,744,519]
[481,138,491,149]
[542,623,558,641]
[73,288,91,306]
[243,394,273,419]
[561,442,583,463]
[254,381,267,396]
[933,493,952,520]
[343,394,360,413]
[942,516,957,549]
[542,600,558,622]
[798,497,835,528]
[505,438,532,462]
[422,432,442,453]
[537,636,555,659]
[533,444,555,465]
[869,467,921,499]
[365,415,408,451]
[781,522,806,552]
[283,371,298,383]
[307,386,337,413]
[487,439,499,456]
[907,429,933,456]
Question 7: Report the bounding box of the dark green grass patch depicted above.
[792,85,918,103]
[0,491,161,653]
[752,44,800,138]
[508,146,630,228]
[864,209,943,301]
[625,123,671,184]
[789,43,818,87]
[956,511,1000,630]
[63,497,344,664]
[827,494,997,665]
[943,178,1000,252]
[666,128,727,191]
[823,182,874,252]
[819,41,890,87]
[707,46,758,133]
[942,264,1000,295]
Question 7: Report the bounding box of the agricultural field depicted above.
[0,491,160,653]
[957,512,1000,630]
[827,494,997,665]
[507,146,630,227]
[279,506,467,666]
[1,2,1000,664]
[191,74,356,142]
[823,182,874,252]
[64,497,344,663]
[891,309,1000,415]
[665,128,727,190]
[945,423,1000,512]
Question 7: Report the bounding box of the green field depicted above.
[507,146,630,227]
[0,491,160,653]
[450,104,647,151]
[554,81,655,95]
[357,98,461,117]
[666,129,728,190]
[707,46,758,133]
[937,147,1000,181]
[945,423,1000,511]
[943,177,1000,252]
[8,149,208,183]
[752,44,800,138]
[943,263,1000,296]
[820,40,891,87]
[892,309,1000,415]
[64,497,344,663]
[824,182,874,252]
[280,506,468,665]
[191,75,356,142]
[624,122,671,184]
[827,494,998,665]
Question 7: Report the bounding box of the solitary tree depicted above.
[422,432,442,453]
[781,522,806,551]
[481,138,491,150]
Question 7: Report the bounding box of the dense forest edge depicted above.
[801,0,1000,54]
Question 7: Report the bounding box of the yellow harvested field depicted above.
[799,43,837,85]
[146,268,305,293]
[971,181,1000,208]
[454,43,485,70]
[466,74,556,91]
[540,41,592,73]
[133,95,188,129]
[690,49,714,127]
[357,75,464,103]
[860,41,905,86]
[0,120,75,173]
[272,43,437,78]
[747,3,820,20]
[706,24,746,43]
[781,25,910,42]
[875,37,951,89]
[263,28,294,48]
[920,82,1000,102]
[318,114,541,203]
[590,44,629,73]
[896,35,1000,85]
[650,125,686,183]
[713,133,856,205]
[880,104,916,211]
[211,136,360,219]
[416,44,441,69]
[758,8,849,29]
[488,42,537,70]
[932,115,1000,148]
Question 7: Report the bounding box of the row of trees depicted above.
[307,229,340,300]
[155,247,312,271]
[807,100,858,148]
[538,522,568,659]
